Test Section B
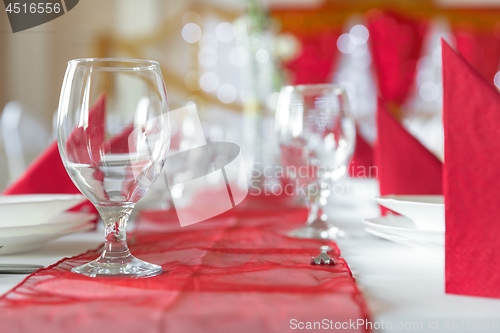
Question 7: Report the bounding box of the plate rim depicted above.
[375,194,444,206]
[364,215,444,235]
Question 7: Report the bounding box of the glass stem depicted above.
[96,204,134,261]
[306,179,329,225]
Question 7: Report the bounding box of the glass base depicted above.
[288,220,346,240]
[71,255,163,278]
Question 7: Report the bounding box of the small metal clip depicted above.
[310,245,336,265]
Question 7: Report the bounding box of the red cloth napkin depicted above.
[283,29,341,84]
[453,27,500,84]
[0,195,371,333]
[367,11,427,106]
[65,96,106,165]
[442,40,500,298]
[374,99,443,196]
[2,141,77,196]
[349,130,375,178]
[2,96,107,215]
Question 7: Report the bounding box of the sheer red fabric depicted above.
[0,195,370,333]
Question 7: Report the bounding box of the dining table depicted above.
[1,178,500,333]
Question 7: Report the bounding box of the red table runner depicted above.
[0,195,370,333]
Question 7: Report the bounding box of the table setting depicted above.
[1,7,500,333]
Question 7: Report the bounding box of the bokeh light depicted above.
[419,81,440,102]
[215,22,235,43]
[198,47,218,67]
[199,72,220,92]
[494,71,500,89]
[230,46,250,67]
[182,23,202,43]
[255,49,270,63]
[337,33,356,54]
[217,84,238,104]
[349,25,369,45]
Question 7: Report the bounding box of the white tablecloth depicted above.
[2,178,500,333]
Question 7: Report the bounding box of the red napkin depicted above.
[2,141,80,196]
[442,40,500,298]
[367,11,428,106]
[453,27,500,84]
[65,96,106,165]
[374,99,443,196]
[349,131,375,178]
[283,29,341,84]
[2,97,107,215]
[104,123,135,153]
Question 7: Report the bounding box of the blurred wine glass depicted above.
[275,84,356,239]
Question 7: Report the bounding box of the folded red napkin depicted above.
[2,97,107,215]
[65,96,105,165]
[442,40,500,298]
[367,11,428,106]
[453,27,500,84]
[283,29,341,85]
[2,141,79,196]
[349,131,375,178]
[374,99,443,197]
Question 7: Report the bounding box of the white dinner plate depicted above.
[0,194,86,228]
[375,195,445,231]
[0,219,94,255]
[0,212,96,238]
[364,215,444,246]
[365,227,444,260]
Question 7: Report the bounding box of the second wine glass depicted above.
[275,84,356,239]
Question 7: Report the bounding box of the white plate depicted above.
[0,212,96,237]
[364,215,444,246]
[0,194,86,228]
[375,195,444,231]
[365,227,444,260]
[0,220,94,255]
[0,223,93,255]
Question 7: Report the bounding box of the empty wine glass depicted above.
[57,58,170,277]
[275,84,356,239]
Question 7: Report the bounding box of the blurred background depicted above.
[0,0,499,191]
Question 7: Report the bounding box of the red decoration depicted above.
[2,97,108,216]
[349,131,375,178]
[453,27,500,84]
[0,195,371,333]
[283,29,341,85]
[374,99,443,196]
[367,11,428,106]
[443,40,500,298]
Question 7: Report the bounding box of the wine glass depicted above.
[274,84,356,239]
[57,58,170,277]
